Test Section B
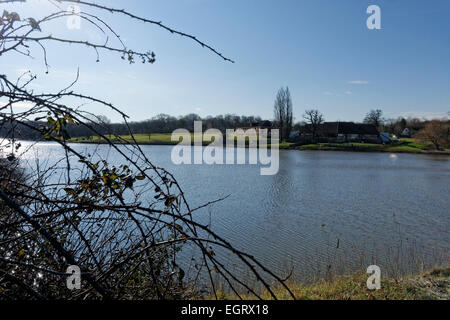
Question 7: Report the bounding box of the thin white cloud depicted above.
[344,91,352,95]
[389,111,449,120]
[16,68,31,76]
[348,80,369,85]
[322,91,333,96]
[0,101,35,110]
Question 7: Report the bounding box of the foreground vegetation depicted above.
[213,266,449,300]
[2,1,295,300]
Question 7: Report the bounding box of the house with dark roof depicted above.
[301,122,381,143]
[401,128,412,138]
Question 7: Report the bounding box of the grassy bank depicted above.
[69,133,293,148]
[69,135,449,155]
[70,133,183,145]
[212,266,449,300]
[295,138,450,155]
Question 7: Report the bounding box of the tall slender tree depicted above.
[273,87,293,141]
[285,87,294,139]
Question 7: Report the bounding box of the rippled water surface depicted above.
[15,142,450,280]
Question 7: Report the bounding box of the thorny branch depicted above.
[0,0,294,300]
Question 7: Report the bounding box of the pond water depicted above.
[11,142,450,281]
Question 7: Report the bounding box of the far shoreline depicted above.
[5,137,449,156]
[63,139,450,156]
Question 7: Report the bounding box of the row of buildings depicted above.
[237,121,389,144]
[297,122,384,144]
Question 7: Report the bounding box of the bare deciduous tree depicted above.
[303,109,324,142]
[414,120,450,151]
[363,109,384,129]
[285,87,293,139]
[273,87,293,141]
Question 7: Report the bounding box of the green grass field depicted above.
[71,133,190,145]
[70,133,288,147]
[69,134,449,154]
[297,138,450,154]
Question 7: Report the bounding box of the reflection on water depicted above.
[11,142,450,280]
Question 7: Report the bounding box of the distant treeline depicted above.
[0,113,265,140]
[0,112,447,141]
[124,113,264,134]
[380,117,448,136]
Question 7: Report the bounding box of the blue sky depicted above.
[2,0,450,123]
